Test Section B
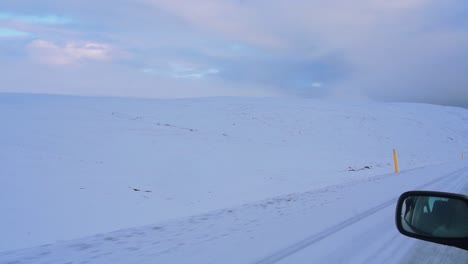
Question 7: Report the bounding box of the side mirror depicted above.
[395,191,468,250]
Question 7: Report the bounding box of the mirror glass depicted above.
[399,195,468,238]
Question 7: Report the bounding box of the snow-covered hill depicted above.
[0,93,467,262]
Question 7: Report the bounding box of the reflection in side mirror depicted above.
[396,191,468,251]
[400,195,468,238]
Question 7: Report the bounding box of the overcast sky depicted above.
[1,0,467,106]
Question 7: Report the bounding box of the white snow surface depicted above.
[1,93,468,263]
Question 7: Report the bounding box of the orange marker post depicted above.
[393,149,399,173]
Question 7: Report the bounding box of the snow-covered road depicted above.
[2,162,467,264]
[269,164,468,264]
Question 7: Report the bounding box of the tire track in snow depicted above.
[253,166,468,264]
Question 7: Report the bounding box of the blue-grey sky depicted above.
[1,0,468,106]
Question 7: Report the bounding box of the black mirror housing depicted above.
[395,191,468,251]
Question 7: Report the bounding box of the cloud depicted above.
[0,59,278,98]
[26,39,123,65]
[311,82,322,88]
[142,0,431,56]
[141,0,468,105]
[143,62,220,80]
[1,0,467,105]
[142,0,285,50]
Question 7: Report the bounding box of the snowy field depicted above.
[1,93,468,263]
